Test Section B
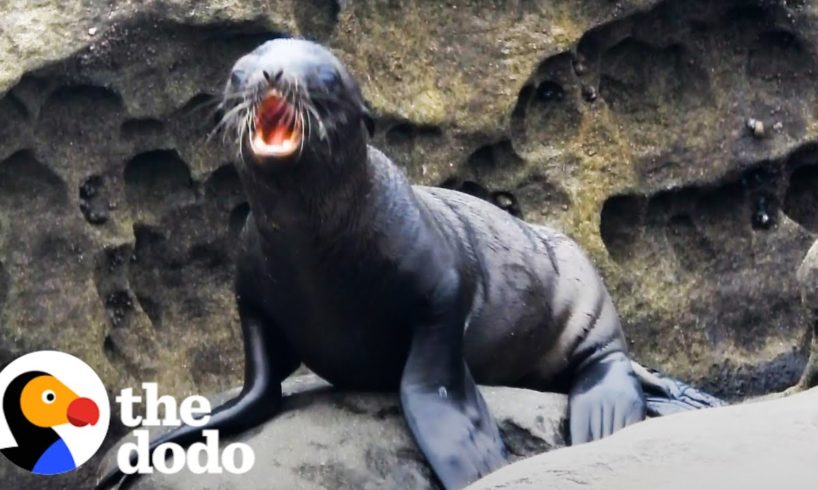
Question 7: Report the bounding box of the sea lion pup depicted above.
[98,39,722,490]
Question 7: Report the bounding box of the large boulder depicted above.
[469,387,818,490]
[98,376,568,490]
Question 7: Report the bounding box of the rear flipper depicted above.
[631,362,727,417]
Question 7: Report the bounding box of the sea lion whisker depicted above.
[216,99,254,128]
[210,99,255,143]
[235,114,245,159]
[298,90,320,134]
[300,98,314,156]
[297,100,308,157]
[307,102,331,155]
[238,108,254,161]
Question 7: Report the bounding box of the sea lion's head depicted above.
[218,38,373,170]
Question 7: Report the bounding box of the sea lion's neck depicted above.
[241,146,375,251]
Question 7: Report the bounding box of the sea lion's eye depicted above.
[318,69,340,90]
[42,390,56,404]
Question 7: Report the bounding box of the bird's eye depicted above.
[42,390,56,404]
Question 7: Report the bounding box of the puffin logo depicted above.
[0,351,110,475]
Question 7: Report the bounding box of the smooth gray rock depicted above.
[99,375,568,489]
[468,387,818,490]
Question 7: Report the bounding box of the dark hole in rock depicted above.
[783,165,818,232]
[645,190,679,225]
[80,176,101,200]
[121,118,165,140]
[440,179,521,217]
[385,123,441,148]
[131,224,166,264]
[750,193,778,231]
[92,245,132,310]
[92,245,133,328]
[534,81,565,102]
[385,123,413,147]
[748,30,807,83]
[0,150,68,209]
[600,194,645,263]
[439,177,459,188]
[512,54,581,147]
[600,39,705,115]
[440,178,492,201]
[1,91,28,119]
[576,17,618,62]
[741,166,781,231]
[124,149,196,216]
[466,140,524,176]
[229,202,251,238]
[724,4,768,24]
[37,85,124,142]
[701,349,807,399]
[510,84,534,130]
[295,0,340,41]
[79,175,110,225]
[106,290,134,327]
[103,334,117,358]
[189,243,229,269]
[460,181,491,200]
[0,92,29,153]
[581,85,598,102]
[468,145,496,173]
[491,191,522,218]
[665,213,717,272]
[130,225,169,329]
[205,164,245,210]
[136,294,163,329]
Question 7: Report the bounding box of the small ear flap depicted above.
[361,104,376,137]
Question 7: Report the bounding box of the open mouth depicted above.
[251,90,302,158]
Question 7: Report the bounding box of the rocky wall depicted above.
[1,0,817,487]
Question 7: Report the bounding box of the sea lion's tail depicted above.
[631,362,728,417]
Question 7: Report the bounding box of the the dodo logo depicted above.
[0,351,110,475]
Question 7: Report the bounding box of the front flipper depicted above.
[400,273,506,489]
[402,363,506,489]
[569,351,646,444]
[96,302,299,489]
[631,362,727,416]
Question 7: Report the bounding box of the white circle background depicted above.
[0,351,111,469]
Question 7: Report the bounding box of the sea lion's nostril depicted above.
[263,69,284,86]
[230,69,246,87]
